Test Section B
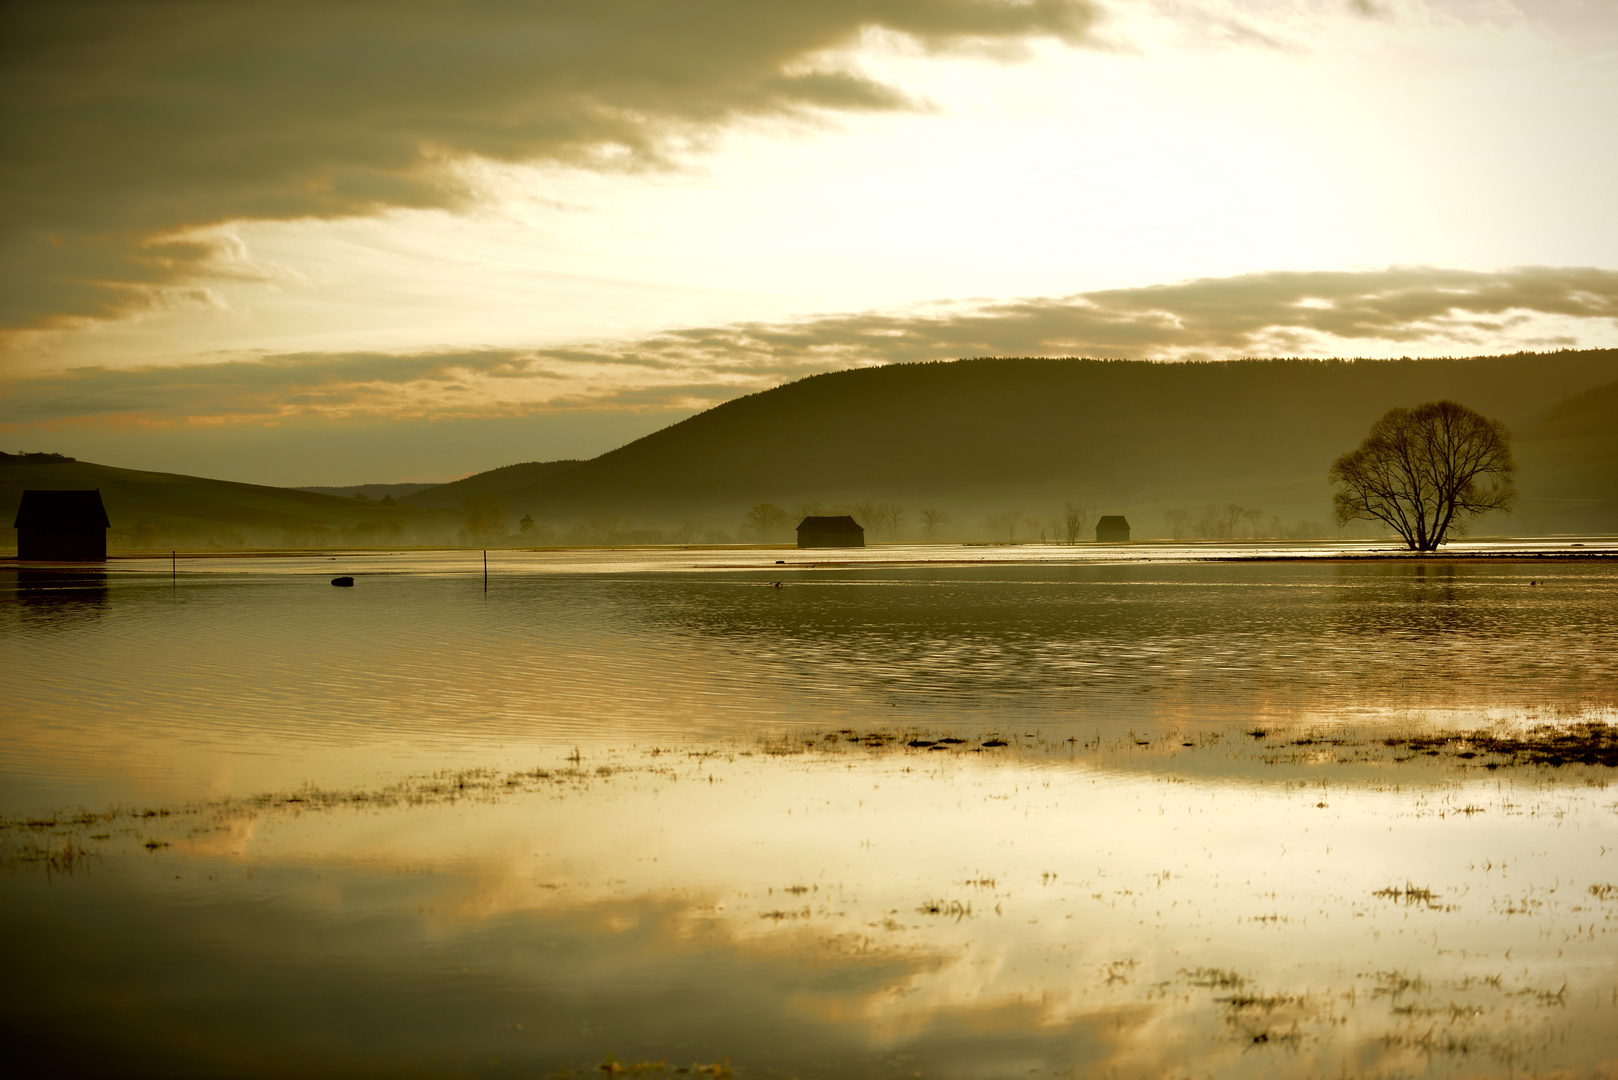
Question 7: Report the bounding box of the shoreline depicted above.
[2,536,1616,572]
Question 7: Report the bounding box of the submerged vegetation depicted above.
[10,718,1616,879]
[1380,722,1618,767]
[3,720,1613,1077]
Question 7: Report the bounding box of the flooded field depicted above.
[3,543,1618,1078]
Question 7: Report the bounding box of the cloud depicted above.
[4,265,1615,428]
[561,264,1618,371]
[0,0,1103,329]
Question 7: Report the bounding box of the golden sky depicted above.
[3,0,1616,483]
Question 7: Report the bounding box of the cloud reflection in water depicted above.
[5,744,1615,1077]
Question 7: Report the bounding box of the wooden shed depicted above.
[1094,515,1131,543]
[796,515,865,548]
[13,489,111,561]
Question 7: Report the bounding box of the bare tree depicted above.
[986,510,1021,544]
[852,501,880,531]
[1164,508,1191,541]
[878,503,907,541]
[1062,502,1093,544]
[743,502,791,543]
[1330,400,1516,551]
[1243,506,1263,539]
[920,507,952,541]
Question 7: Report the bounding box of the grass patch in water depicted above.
[1382,721,1618,768]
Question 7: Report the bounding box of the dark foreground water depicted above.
[3,544,1617,1078]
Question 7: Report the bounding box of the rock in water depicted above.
[331,576,355,587]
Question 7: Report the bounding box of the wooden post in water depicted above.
[483,549,488,592]
[172,550,176,584]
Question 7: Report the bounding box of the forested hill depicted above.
[501,351,1618,533]
[1514,375,1618,529]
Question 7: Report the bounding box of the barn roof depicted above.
[13,489,111,530]
[1096,515,1130,528]
[797,514,863,533]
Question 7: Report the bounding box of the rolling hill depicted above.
[498,351,1618,536]
[297,482,434,500]
[1,453,454,550]
[8,350,1617,549]
[1513,377,1618,534]
[398,459,582,510]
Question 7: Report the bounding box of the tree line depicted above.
[1160,505,1328,541]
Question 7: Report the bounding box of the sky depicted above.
[3,0,1617,485]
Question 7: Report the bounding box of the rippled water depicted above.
[3,548,1615,811]
[3,544,1617,1078]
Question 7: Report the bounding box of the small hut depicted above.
[796,515,865,548]
[13,489,111,561]
[1094,515,1131,543]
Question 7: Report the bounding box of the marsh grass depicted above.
[1223,992,1296,1012]
[0,727,1606,1075]
[1373,882,1441,906]
[3,834,96,876]
[916,898,972,920]
[769,720,1618,779]
[11,718,1618,880]
[590,1054,731,1077]
[1372,971,1429,999]
[0,759,687,874]
[1382,721,1618,767]
[758,907,811,921]
[1182,968,1247,990]
[1174,961,1582,1066]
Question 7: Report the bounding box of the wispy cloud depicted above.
[5,266,1614,427]
[0,0,1103,329]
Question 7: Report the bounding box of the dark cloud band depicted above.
[0,0,1102,328]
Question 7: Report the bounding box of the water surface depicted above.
[3,543,1616,1077]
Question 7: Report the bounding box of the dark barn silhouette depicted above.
[13,490,111,561]
[1095,515,1131,542]
[797,515,865,548]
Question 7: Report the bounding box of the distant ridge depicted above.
[497,351,1618,533]
[1515,376,1618,532]
[8,351,1617,545]
[297,482,434,500]
[1,451,76,464]
[1,457,452,549]
[400,460,582,509]
[292,461,584,507]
